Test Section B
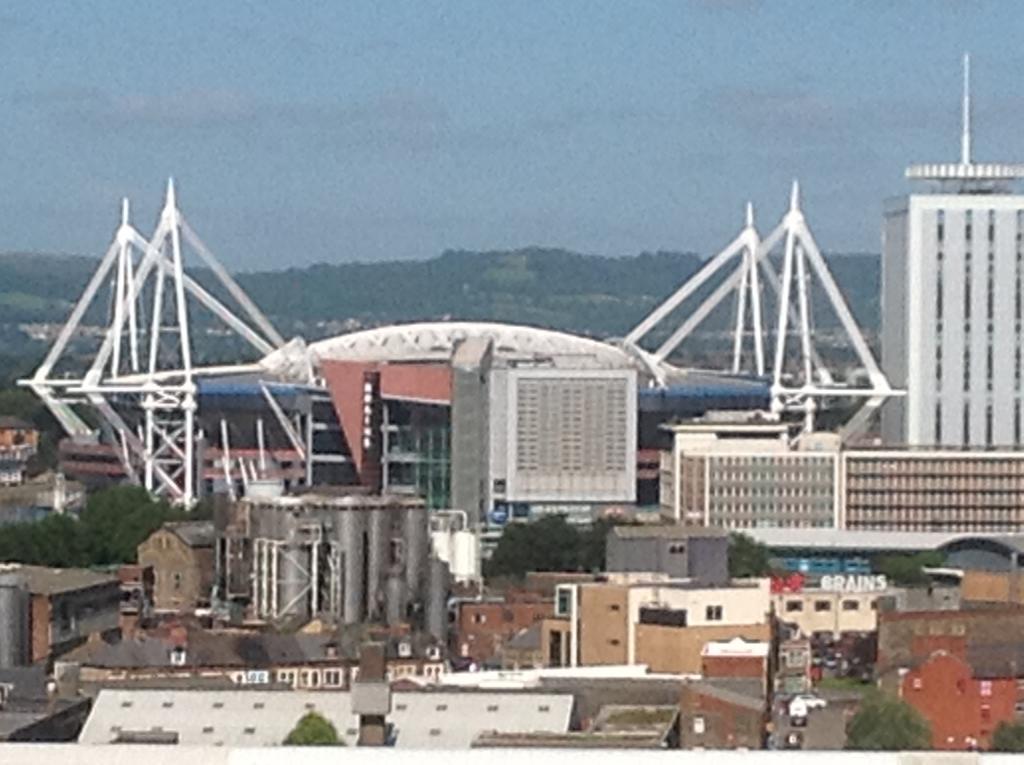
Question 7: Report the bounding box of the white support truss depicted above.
[20,179,286,506]
[624,182,899,437]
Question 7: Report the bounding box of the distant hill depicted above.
[0,247,881,361]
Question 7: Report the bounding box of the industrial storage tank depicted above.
[339,508,367,623]
[0,571,29,668]
[403,504,429,600]
[385,572,406,627]
[276,510,311,623]
[426,557,450,640]
[365,508,388,621]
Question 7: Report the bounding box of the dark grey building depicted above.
[605,526,729,585]
[450,337,493,529]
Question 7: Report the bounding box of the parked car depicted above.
[792,693,827,710]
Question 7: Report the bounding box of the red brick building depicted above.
[700,637,770,693]
[901,651,1017,751]
[678,680,766,749]
[454,592,553,665]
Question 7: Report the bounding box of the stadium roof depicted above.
[306,322,639,370]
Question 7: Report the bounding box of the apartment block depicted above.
[659,417,840,529]
[843,451,1024,532]
[659,415,1024,533]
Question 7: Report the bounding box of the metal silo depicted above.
[385,572,406,627]
[426,557,450,641]
[403,504,429,600]
[0,572,29,668]
[273,510,309,622]
[339,508,366,624]
[365,508,388,621]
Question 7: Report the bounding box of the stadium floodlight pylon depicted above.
[624,182,898,435]
[21,179,287,506]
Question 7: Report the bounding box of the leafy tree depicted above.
[727,533,773,577]
[485,515,582,579]
[873,551,945,586]
[992,721,1024,752]
[0,485,189,568]
[483,515,635,580]
[845,691,932,751]
[283,711,343,746]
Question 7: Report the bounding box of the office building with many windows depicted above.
[881,56,1024,447]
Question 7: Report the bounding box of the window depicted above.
[202,726,214,734]
[243,727,256,735]
[785,600,804,613]
[473,613,487,624]
[668,543,686,554]
[842,600,859,611]
[912,677,923,690]
[705,605,723,621]
[609,638,621,646]
[253,702,265,710]
[324,670,341,687]
[172,572,183,590]
[814,600,832,612]
[212,702,224,709]
[436,704,448,711]
[161,701,174,708]
[486,705,499,712]
[981,704,991,722]
[693,716,706,734]
[429,729,442,737]
[981,680,993,697]
[538,705,550,712]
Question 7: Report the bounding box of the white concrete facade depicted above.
[883,194,1024,447]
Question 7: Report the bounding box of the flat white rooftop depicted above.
[0,744,1006,764]
[745,528,985,551]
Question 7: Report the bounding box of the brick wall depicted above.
[901,651,1017,751]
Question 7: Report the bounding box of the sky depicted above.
[2,1,1024,270]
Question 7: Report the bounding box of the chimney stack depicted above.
[351,642,390,746]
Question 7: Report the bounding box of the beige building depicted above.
[659,415,1024,534]
[659,417,840,529]
[554,574,772,674]
[774,588,883,637]
[137,521,215,612]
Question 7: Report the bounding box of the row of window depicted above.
[783,598,875,613]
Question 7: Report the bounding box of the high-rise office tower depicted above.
[882,56,1024,446]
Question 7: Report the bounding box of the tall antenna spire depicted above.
[961,52,972,165]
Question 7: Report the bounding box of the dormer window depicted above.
[169,646,187,666]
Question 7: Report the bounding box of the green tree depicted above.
[727,533,773,577]
[845,691,932,751]
[992,721,1024,752]
[283,712,343,746]
[873,551,946,586]
[484,515,582,579]
[0,485,190,568]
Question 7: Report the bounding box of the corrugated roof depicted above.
[78,689,574,748]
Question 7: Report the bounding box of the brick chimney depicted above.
[351,642,390,746]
